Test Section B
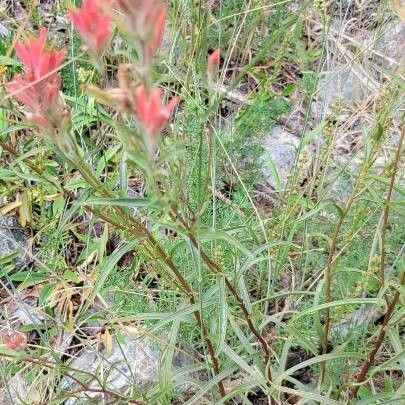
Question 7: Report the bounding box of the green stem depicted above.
[69,152,227,399]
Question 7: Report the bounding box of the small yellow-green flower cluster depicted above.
[0,65,7,76]
[76,67,93,84]
[296,148,311,191]
[354,255,380,297]
[313,0,326,14]
[212,245,225,270]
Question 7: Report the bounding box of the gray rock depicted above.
[0,22,9,38]
[60,331,193,403]
[0,214,29,268]
[334,0,378,13]
[311,67,368,121]
[4,294,46,326]
[261,126,310,191]
[0,374,42,404]
[374,22,405,67]
[323,168,353,204]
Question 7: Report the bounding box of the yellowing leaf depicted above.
[103,328,113,355]
[125,325,141,337]
[18,190,32,227]
[66,300,75,332]
[1,200,22,215]
[392,0,405,21]
[44,193,63,201]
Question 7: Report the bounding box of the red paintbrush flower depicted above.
[0,330,26,351]
[5,28,67,132]
[68,0,112,58]
[207,48,220,76]
[112,0,166,64]
[134,85,179,140]
[14,28,66,81]
[141,1,166,63]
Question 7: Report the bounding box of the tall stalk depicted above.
[319,141,380,383]
[349,129,404,398]
[71,153,228,399]
[172,211,276,404]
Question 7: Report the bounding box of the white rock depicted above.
[311,67,369,121]
[374,22,405,67]
[0,214,29,268]
[0,374,42,404]
[261,126,309,191]
[60,331,192,403]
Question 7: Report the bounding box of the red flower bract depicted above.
[207,48,220,76]
[68,0,112,57]
[0,330,26,351]
[134,85,179,139]
[14,28,65,81]
[5,28,66,131]
[112,0,166,64]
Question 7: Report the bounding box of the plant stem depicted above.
[1,143,227,399]
[73,157,227,399]
[172,211,276,404]
[349,129,404,398]
[379,129,404,288]
[320,143,379,384]
[349,273,404,398]
[0,353,145,404]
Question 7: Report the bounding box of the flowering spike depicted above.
[0,330,26,351]
[68,0,112,58]
[143,2,166,63]
[134,85,179,140]
[14,28,66,81]
[6,29,67,134]
[112,0,166,64]
[207,49,220,76]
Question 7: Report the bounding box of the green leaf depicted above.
[20,323,45,333]
[215,276,228,356]
[358,386,372,399]
[273,384,342,405]
[372,122,384,141]
[276,352,363,383]
[290,298,382,322]
[193,227,250,256]
[0,169,19,181]
[384,378,394,394]
[63,269,81,283]
[80,241,138,314]
[0,251,19,265]
[85,197,164,210]
[387,329,405,374]
[96,144,122,176]
[158,318,180,402]
[0,55,21,67]
[52,197,65,217]
[367,174,405,196]
[184,366,239,405]
[10,272,51,283]
[222,343,266,383]
[38,285,56,308]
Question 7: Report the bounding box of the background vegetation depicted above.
[0,0,403,404]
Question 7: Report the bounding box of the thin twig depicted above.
[349,273,404,398]
[172,211,276,405]
[350,129,404,398]
[379,129,404,287]
[320,142,380,383]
